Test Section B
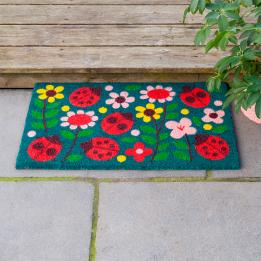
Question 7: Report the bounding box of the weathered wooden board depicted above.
[0,73,208,88]
[0,0,188,4]
[0,47,224,73]
[0,5,202,24]
[0,25,200,46]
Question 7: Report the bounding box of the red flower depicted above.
[125,142,153,162]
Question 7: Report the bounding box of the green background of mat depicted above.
[16,82,240,170]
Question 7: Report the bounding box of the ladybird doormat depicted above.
[16,82,240,170]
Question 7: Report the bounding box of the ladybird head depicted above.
[195,134,209,145]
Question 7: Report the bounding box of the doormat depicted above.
[16,82,240,170]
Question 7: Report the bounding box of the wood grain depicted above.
[0,46,224,73]
[0,73,204,88]
[0,25,200,46]
[0,0,189,4]
[0,5,202,25]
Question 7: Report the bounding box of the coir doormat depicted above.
[16,82,240,170]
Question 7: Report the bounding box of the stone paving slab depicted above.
[0,181,93,261]
[213,110,261,177]
[0,90,204,178]
[97,182,261,261]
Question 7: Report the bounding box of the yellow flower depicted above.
[117,155,126,163]
[181,108,190,115]
[135,103,163,123]
[98,107,108,114]
[203,123,213,130]
[61,105,70,112]
[36,84,64,103]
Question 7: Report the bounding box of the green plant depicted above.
[184,0,261,117]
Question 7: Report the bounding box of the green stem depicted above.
[185,134,192,161]
[61,128,80,162]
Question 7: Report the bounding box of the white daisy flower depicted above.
[105,91,135,109]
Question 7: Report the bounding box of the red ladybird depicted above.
[180,86,211,108]
[27,135,62,162]
[69,87,101,107]
[195,134,230,160]
[101,112,134,135]
[81,137,119,161]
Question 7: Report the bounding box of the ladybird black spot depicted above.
[185,96,195,103]
[196,91,206,98]
[106,152,112,156]
[93,150,98,154]
[79,101,84,104]
[202,146,208,150]
[221,147,227,151]
[211,139,216,143]
[98,154,104,159]
[104,140,109,144]
[90,96,94,100]
[110,144,115,149]
[46,148,56,156]
[33,142,44,150]
[77,91,81,94]
[107,117,117,123]
[213,152,218,157]
[219,141,223,145]
[117,123,127,130]
[96,141,102,145]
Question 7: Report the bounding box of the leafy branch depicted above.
[184,0,261,118]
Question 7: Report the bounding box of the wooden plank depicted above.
[0,0,188,4]
[0,46,224,73]
[0,5,202,24]
[0,73,201,88]
[0,25,200,46]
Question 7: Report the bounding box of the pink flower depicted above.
[165,118,197,139]
[140,85,176,103]
[125,142,153,162]
[106,91,135,109]
[202,108,225,124]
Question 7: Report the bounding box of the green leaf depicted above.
[173,140,188,150]
[166,103,178,111]
[158,143,169,151]
[31,119,58,130]
[212,125,229,134]
[31,121,45,130]
[173,151,190,161]
[45,109,59,118]
[159,132,169,140]
[183,6,190,23]
[218,15,228,31]
[246,92,260,107]
[190,0,199,14]
[141,135,156,145]
[66,154,83,162]
[34,99,44,109]
[165,112,179,120]
[60,130,75,140]
[125,85,141,91]
[121,136,138,143]
[31,110,43,120]
[192,116,202,127]
[153,152,169,161]
[78,129,94,138]
[255,97,261,118]
[140,125,155,134]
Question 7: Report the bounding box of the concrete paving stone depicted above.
[213,109,261,177]
[0,90,204,178]
[97,182,261,261]
[0,181,93,261]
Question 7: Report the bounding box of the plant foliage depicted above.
[184,0,261,117]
